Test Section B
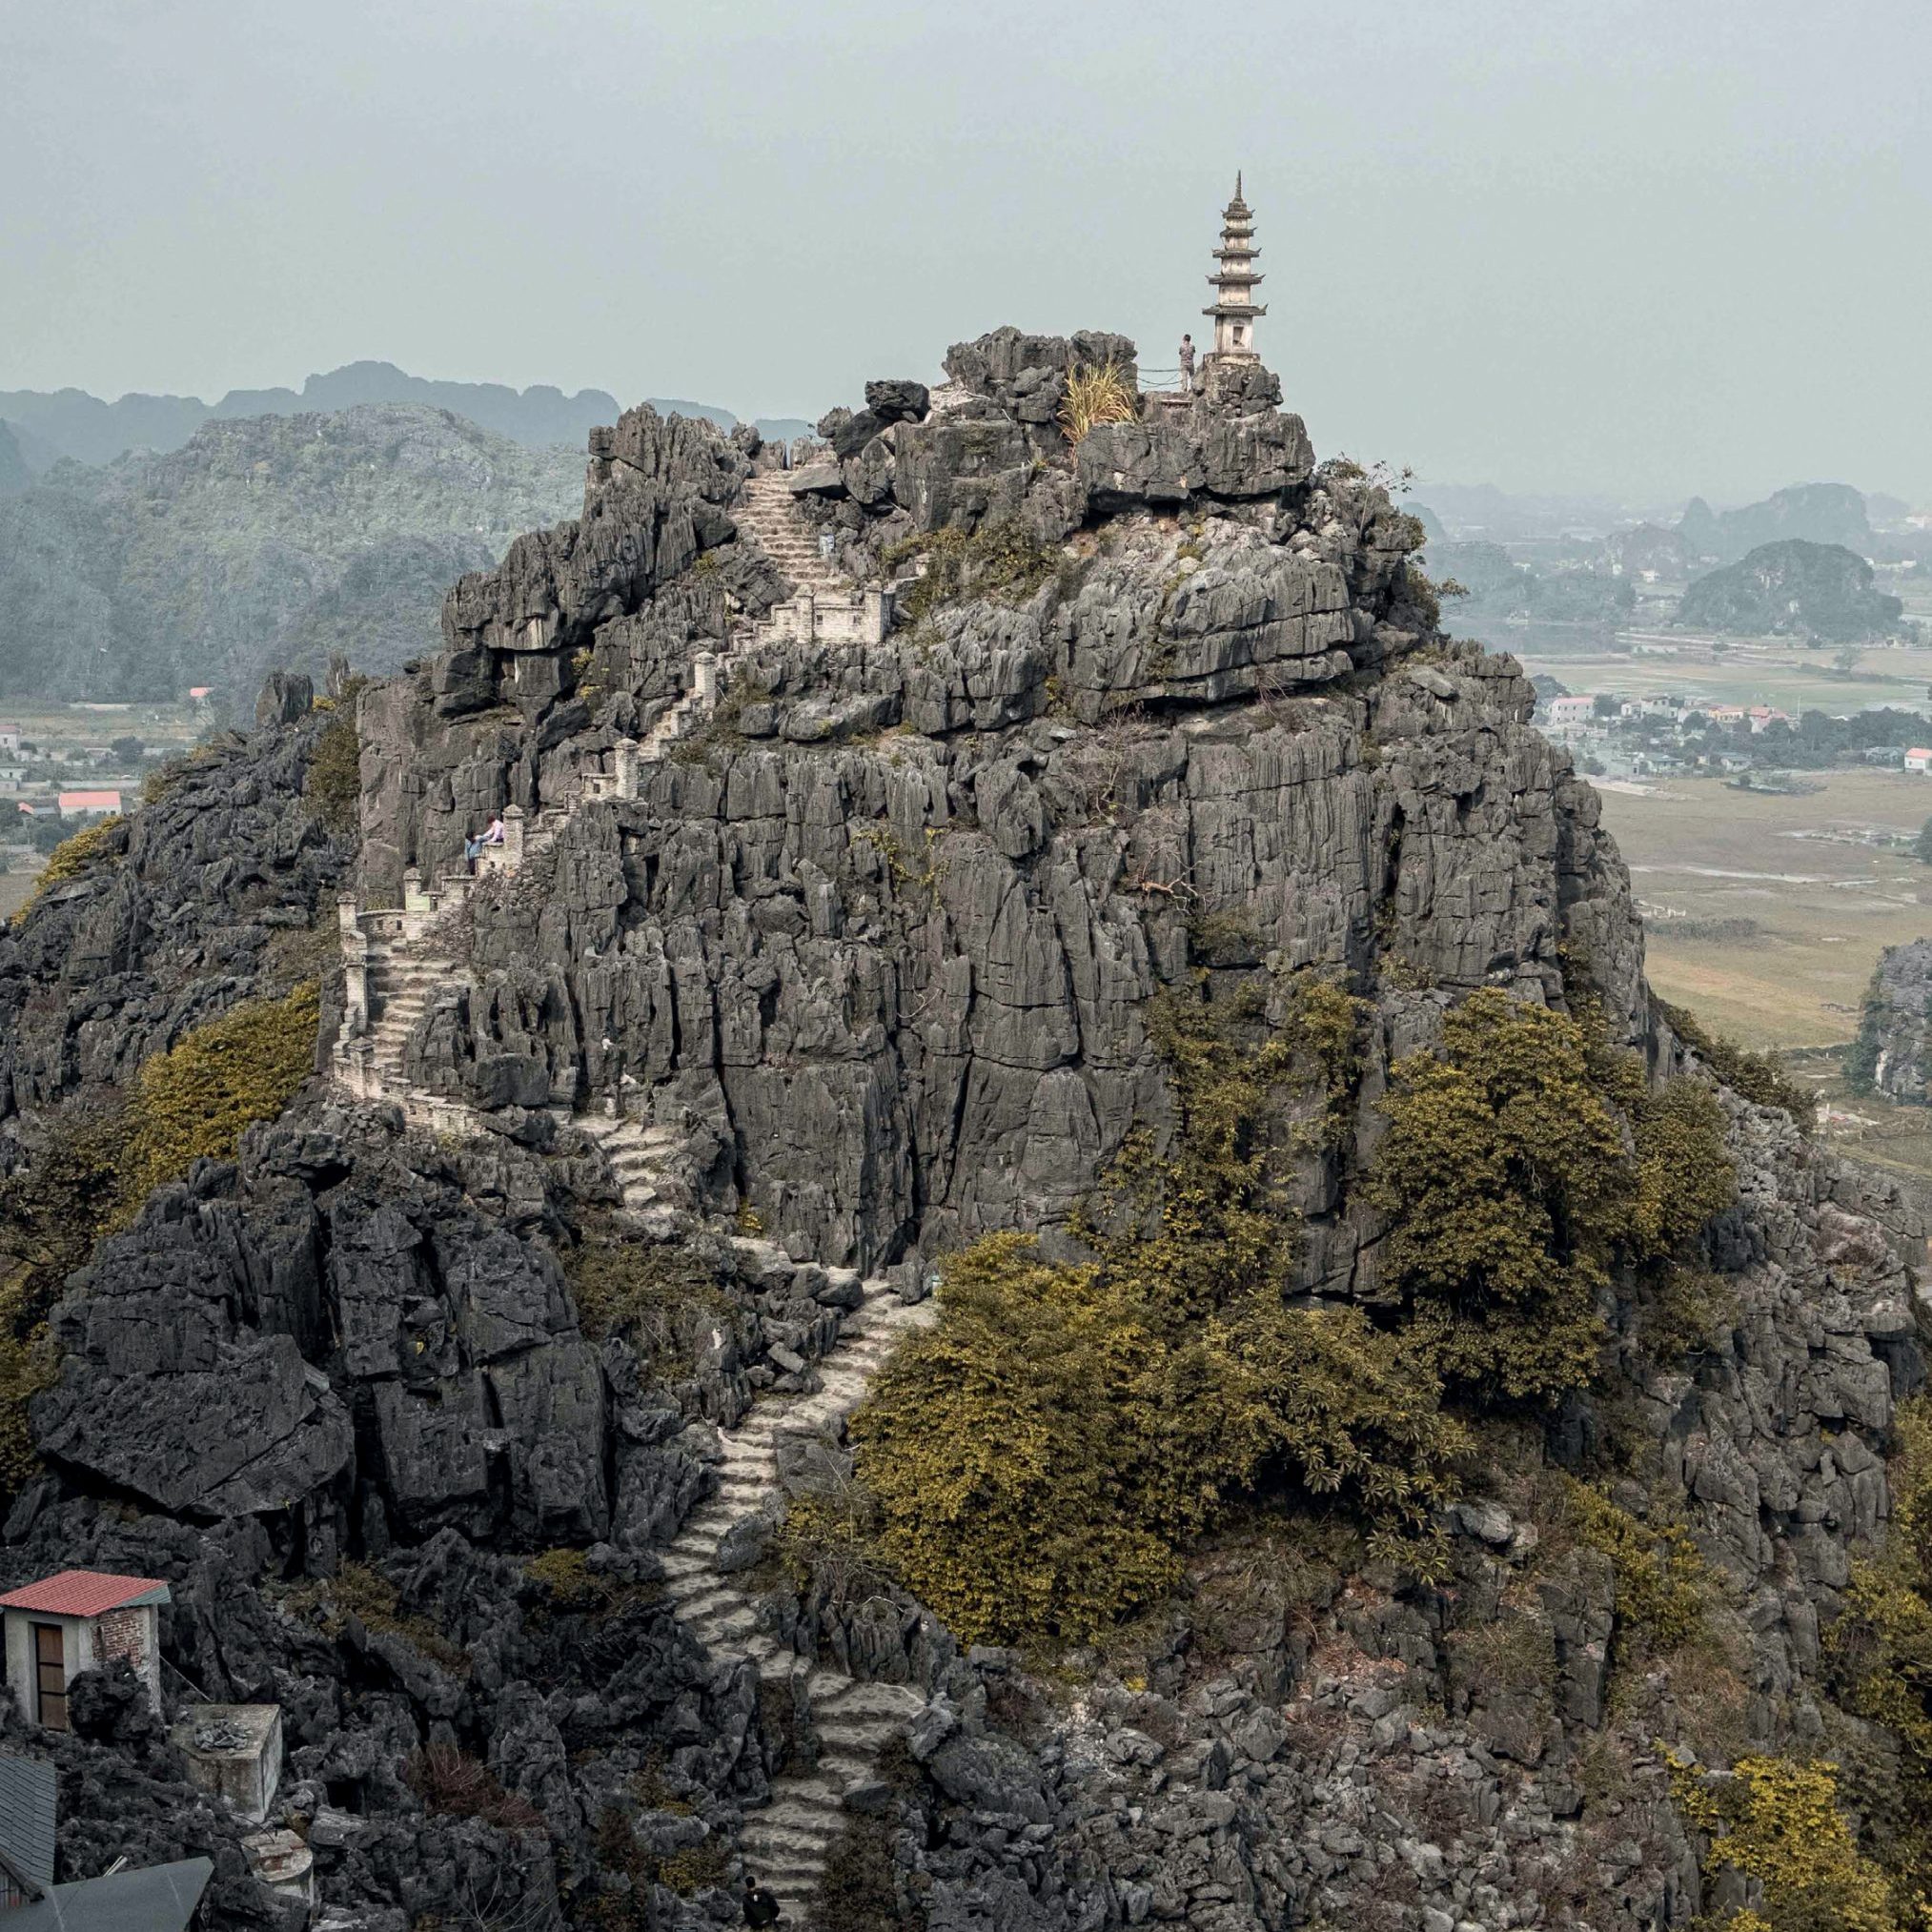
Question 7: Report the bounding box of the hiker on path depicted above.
[1178,333,1195,388]
[743,1881,783,1927]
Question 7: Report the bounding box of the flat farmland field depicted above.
[1589,770,1932,1049]
[1510,640,1932,717]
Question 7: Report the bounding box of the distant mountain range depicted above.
[0,403,586,701]
[0,360,812,471]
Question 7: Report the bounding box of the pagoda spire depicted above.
[1203,175,1265,364]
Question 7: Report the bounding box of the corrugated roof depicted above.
[0,1756,55,1892]
[9,1857,213,1931]
[0,1572,170,1618]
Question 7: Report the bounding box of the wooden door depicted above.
[32,1622,66,1730]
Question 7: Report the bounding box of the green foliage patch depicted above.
[561,1221,724,1369]
[883,520,1061,629]
[11,815,124,925]
[1667,1752,1915,1930]
[304,710,362,835]
[1368,989,1736,1404]
[120,981,320,1206]
[852,976,1467,1647]
[1561,1478,1706,1649]
[1659,997,1815,1129]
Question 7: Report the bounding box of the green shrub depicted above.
[1562,1478,1706,1650]
[11,816,124,925]
[562,1223,723,1366]
[522,1548,652,1621]
[852,975,1465,1647]
[773,1478,895,1613]
[1368,990,1735,1404]
[305,713,361,835]
[1658,998,1815,1129]
[883,520,1060,628]
[277,1559,471,1675]
[1667,1753,1912,1930]
[120,982,319,1207]
[1829,1395,1932,1901]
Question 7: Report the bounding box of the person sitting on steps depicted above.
[483,813,506,849]
[743,1881,782,1927]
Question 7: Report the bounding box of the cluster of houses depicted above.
[0,1568,312,1926]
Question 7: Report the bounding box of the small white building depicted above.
[1546,695,1596,728]
[1905,747,1932,774]
[0,727,18,756]
[0,1570,170,1729]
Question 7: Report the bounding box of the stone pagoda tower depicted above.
[1203,173,1266,364]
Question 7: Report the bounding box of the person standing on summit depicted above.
[1177,332,1195,389]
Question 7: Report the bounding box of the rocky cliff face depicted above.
[1850,937,1932,1106]
[0,332,1926,1932]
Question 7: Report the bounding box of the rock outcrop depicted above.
[1850,936,1932,1105]
[1,329,1926,1932]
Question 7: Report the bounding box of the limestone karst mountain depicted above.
[0,402,583,700]
[0,329,1928,1932]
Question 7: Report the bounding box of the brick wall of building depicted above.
[93,1605,149,1669]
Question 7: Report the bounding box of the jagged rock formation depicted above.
[0,711,354,1129]
[1849,938,1932,1105]
[1677,480,1871,564]
[0,403,582,702]
[1678,537,1906,641]
[1,329,1929,1932]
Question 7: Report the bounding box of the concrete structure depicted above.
[1905,746,1932,773]
[1545,695,1596,727]
[0,1572,168,1729]
[1203,173,1266,364]
[173,1703,284,1824]
[242,1827,315,1912]
[0,727,18,756]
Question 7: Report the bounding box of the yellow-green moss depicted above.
[120,982,320,1206]
[304,713,361,835]
[1658,997,1815,1130]
[882,521,1060,629]
[561,1222,723,1367]
[11,816,123,925]
[1368,990,1736,1405]
[1667,1752,1914,1930]
[276,1559,471,1676]
[850,974,1465,1648]
[1563,1478,1706,1650]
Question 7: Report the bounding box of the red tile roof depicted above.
[0,1571,170,1617]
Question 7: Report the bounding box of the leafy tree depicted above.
[1368,991,1735,1404]
[851,978,1466,1647]
[1916,817,1932,866]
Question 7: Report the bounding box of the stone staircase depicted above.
[733,469,894,649]
[649,1251,937,1911]
[329,477,939,1908]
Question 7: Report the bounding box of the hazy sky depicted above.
[4,0,1928,503]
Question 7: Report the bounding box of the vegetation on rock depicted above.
[852,976,1465,1647]
[1057,358,1137,444]
[1667,1752,1915,1930]
[1659,998,1815,1129]
[883,520,1061,629]
[120,981,320,1205]
[1369,990,1736,1404]
[10,814,124,925]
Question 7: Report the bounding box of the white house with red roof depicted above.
[54,790,121,818]
[1906,747,1932,774]
[0,1571,170,1728]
